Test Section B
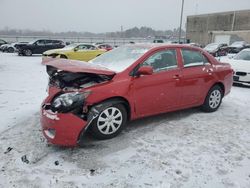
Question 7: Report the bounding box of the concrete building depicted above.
[186,9,250,46]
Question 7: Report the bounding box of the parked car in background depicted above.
[14,42,31,52]
[41,44,233,146]
[0,44,8,52]
[0,39,7,46]
[17,39,65,56]
[0,42,28,53]
[96,44,113,51]
[220,48,250,86]
[227,41,250,54]
[187,43,202,48]
[204,43,228,57]
[42,43,106,63]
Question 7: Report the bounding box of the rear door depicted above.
[132,48,182,117]
[44,40,56,52]
[179,49,215,107]
[33,40,46,54]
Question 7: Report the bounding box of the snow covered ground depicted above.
[0,52,250,188]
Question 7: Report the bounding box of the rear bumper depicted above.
[40,109,88,146]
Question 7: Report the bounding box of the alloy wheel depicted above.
[97,107,123,135]
[209,90,221,109]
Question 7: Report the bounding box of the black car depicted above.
[0,39,7,46]
[204,43,228,57]
[17,39,65,56]
[227,41,250,54]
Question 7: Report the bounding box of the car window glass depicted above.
[142,49,178,73]
[86,45,96,50]
[234,51,250,61]
[52,40,59,44]
[182,49,208,67]
[77,45,87,50]
[45,40,53,45]
[36,40,45,46]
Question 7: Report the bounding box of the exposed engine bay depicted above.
[46,65,114,90]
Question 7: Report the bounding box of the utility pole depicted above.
[121,25,123,38]
[178,0,184,44]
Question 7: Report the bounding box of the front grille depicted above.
[236,72,247,76]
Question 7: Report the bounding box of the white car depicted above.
[0,42,28,53]
[220,48,250,86]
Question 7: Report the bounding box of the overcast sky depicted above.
[0,0,249,33]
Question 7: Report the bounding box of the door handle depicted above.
[173,74,181,80]
[207,68,214,75]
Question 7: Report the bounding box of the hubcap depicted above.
[25,50,31,56]
[97,107,123,135]
[209,90,221,109]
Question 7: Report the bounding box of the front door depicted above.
[132,49,182,117]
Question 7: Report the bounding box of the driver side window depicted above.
[141,49,178,73]
[36,40,45,46]
[77,45,87,50]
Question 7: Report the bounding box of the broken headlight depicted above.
[51,91,91,113]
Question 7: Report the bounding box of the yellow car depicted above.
[42,43,106,62]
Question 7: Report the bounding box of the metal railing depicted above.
[0,35,151,46]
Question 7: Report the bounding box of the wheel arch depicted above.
[91,96,131,121]
[202,82,225,105]
[211,82,225,97]
[77,96,131,144]
[59,54,68,59]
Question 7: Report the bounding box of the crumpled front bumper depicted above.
[40,108,88,146]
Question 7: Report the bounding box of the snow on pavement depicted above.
[0,52,250,188]
[0,53,47,133]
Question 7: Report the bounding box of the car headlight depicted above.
[51,91,91,113]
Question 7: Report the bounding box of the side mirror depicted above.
[137,66,153,76]
[74,47,79,52]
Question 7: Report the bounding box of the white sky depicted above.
[0,0,250,33]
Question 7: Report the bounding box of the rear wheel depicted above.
[89,103,127,140]
[201,85,223,112]
[24,49,32,56]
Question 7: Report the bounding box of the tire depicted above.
[89,103,127,140]
[60,55,67,59]
[201,85,223,112]
[24,49,32,56]
[7,47,14,53]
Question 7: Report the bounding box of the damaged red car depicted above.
[40,44,233,146]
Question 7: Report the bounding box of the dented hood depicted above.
[44,58,116,76]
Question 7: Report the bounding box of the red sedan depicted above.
[96,44,113,51]
[41,44,233,146]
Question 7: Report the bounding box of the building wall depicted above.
[186,9,250,46]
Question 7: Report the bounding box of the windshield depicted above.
[204,43,219,51]
[230,41,245,47]
[28,40,37,44]
[90,46,150,72]
[62,43,78,50]
[234,50,250,61]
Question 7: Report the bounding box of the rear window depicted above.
[181,49,209,67]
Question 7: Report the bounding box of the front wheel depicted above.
[201,85,223,112]
[7,47,14,53]
[60,54,67,59]
[89,103,127,140]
